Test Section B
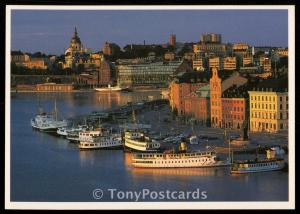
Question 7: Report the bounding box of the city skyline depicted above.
[11,9,288,55]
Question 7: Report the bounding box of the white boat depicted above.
[163,134,184,144]
[230,159,285,174]
[124,131,161,152]
[78,129,105,142]
[94,84,129,92]
[230,149,286,174]
[132,150,230,168]
[31,101,68,132]
[57,125,89,138]
[79,134,123,150]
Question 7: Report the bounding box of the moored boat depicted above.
[94,84,130,92]
[58,125,89,138]
[78,134,123,150]
[230,148,286,174]
[124,131,161,152]
[132,147,230,168]
[31,101,68,132]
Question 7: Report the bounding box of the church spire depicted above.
[74,27,78,37]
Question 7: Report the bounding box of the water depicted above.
[10,92,288,202]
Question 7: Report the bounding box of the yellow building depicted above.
[275,48,288,57]
[25,58,49,70]
[192,58,204,71]
[209,57,221,70]
[259,56,271,72]
[249,87,288,133]
[222,57,236,70]
[242,55,253,67]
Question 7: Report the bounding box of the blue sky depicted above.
[11,10,288,55]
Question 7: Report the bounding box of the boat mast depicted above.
[38,97,43,114]
[54,99,58,121]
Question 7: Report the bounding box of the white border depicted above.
[5,5,295,210]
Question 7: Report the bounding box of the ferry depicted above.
[31,101,68,132]
[57,125,89,137]
[124,131,161,152]
[66,130,81,142]
[132,144,230,168]
[230,148,286,174]
[78,129,105,142]
[94,84,130,92]
[79,134,123,150]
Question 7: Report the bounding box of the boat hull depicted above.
[231,165,285,174]
[79,144,123,150]
[132,160,230,168]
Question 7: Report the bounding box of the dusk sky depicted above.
[11,10,288,55]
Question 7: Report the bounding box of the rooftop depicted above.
[174,71,210,84]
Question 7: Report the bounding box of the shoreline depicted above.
[10,88,167,93]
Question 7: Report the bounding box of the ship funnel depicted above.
[179,142,187,153]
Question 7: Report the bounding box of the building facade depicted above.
[223,57,237,70]
[164,52,175,61]
[169,34,176,46]
[102,41,112,55]
[169,72,210,115]
[210,67,248,129]
[192,58,205,71]
[25,58,50,70]
[200,33,222,44]
[209,57,221,70]
[183,84,211,125]
[249,89,288,133]
[117,61,190,87]
[36,83,74,92]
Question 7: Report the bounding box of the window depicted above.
[286,104,289,109]
[262,96,264,101]
[286,97,288,101]
[280,113,283,119]
[280,97,282,102]
[280,124,283,129]
[280,104,282,110]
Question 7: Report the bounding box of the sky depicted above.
[11,9,288,55]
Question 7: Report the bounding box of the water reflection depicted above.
[32,91,161,113]
[78,150,97,166]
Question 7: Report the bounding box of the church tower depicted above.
[70,27,82,52]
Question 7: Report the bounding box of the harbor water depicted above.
[10,92,288,201]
